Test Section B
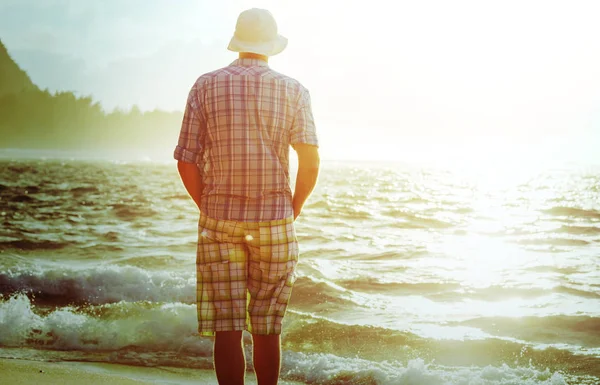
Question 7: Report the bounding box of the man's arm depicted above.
[292,144,320,220]
[177,161,204,209]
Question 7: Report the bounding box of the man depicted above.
[174,8,320,385]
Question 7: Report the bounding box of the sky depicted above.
[1,0,599,163]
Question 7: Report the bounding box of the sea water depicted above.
[0,157,599,384]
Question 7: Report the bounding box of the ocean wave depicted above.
[382,209,455,229]
[70,186,99,194]
[556,225,600,235]
[100,231,121,242]
[0,266,195,306]
[335,278,600,302]
[114,255,182,269]
[9,194,38,203]
[290,277,356,312]
[305,199,331,211]
[0,266,363,309]
[0,239,71,251]
[516,237,591,247]
[0,294,593,384]
[0,184,34,195]
[543,206,600,220]
[554,285,600,300]
[523,265,581,275]
[0,294,201,351]
[457,315,600,348]
[283,353,571,385]
[391,218,454,229]
[452,284,600,302]
[5,262,596,315]
[164,194,190,200]
[110,203,158,220]
[284,316,600,380]
[338,278,460,296]
[24,185,42,193]
[5,164,35,174]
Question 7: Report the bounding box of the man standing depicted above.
[174,8,320,385]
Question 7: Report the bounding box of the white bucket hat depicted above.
[227,8,288,57]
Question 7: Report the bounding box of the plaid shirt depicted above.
[174,58,318,221]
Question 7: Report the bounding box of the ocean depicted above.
[0,156,599,384]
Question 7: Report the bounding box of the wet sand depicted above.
[0,358,304,384]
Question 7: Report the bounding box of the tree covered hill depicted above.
[0,41,38,97]
[0,39,182,156]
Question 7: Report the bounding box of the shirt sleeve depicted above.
[290,88,319,147]
[174,85,205,164]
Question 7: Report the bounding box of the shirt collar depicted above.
[230,58,269,68]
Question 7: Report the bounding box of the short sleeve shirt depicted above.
[174,58,318,222]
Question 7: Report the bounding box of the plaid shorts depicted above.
[195,213,298,336]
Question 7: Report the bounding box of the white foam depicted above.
[1,265,195,304]
[282,352,568,385]
[0,294,207,352]
[0,293,43,346]
[0,295,585,384]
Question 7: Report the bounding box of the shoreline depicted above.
[0,358,305,385]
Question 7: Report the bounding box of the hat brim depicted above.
[227,34,288,56]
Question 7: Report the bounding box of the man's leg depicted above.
[214,331,245,385]
[252,334,281,385]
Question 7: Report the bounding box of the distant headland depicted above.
[0,39,182,157]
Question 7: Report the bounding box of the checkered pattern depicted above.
[174,58,319,222]
[196,214,298,336]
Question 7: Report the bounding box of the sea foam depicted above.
[0,264,195,305]
[283,352,569,385]
[0,293,200,351]
[0,294,576,384]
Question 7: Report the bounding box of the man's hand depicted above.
[293,201,302,220]
[292,144,320,220]
[177,161,205,209]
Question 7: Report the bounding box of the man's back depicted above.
[176,58,317,221]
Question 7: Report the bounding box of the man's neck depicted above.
[239,52,268,62]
